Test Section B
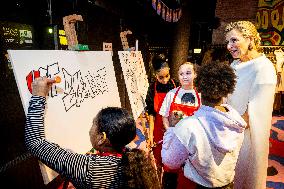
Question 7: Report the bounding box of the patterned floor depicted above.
[267,116,284,189]
[133,116,284,189]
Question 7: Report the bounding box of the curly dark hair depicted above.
[96,107,136,151]
[194,61,236,104]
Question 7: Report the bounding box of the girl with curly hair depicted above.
[25,77,161,189]
[225,21,276,189]
[161,61,247,188]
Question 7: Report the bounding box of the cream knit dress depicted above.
[227,55,276,189]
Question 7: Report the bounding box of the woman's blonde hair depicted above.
[225,21,261,50]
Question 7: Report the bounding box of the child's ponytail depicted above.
[122,148,161,189]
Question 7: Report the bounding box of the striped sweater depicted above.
[25,96,124,189]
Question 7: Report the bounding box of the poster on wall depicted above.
[256,0,284,45]
[0,21,34,49]
[118,51,149,120]
[8,50,121,184]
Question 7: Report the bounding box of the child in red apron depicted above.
[159,62,200,189]
[152,79,176,167]
[145,54,178,180]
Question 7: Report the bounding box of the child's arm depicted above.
[25,96,88,186]
[162,128,188,169]
[159,90,174,129]
[162,116,170,130]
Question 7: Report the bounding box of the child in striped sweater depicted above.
[25,76,161,189]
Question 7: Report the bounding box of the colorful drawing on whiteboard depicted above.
[25,62,109,112]
[9,50,121,185]
[26,62,60,96]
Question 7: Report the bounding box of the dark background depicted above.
[0,0,217,50]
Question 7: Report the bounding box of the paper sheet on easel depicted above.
[8,50,121,184]
[118,51,149,120]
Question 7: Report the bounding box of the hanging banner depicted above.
[157,0,162,15]
[166,8,172,22]
[177,9,182,20]
[161,4,166,20]
[150,0,181,22]
[152,0,157,10]
[173,9,177,22]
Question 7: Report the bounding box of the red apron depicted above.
[153,80,176,167]
[167,87,200,189]
[169,87,200,119]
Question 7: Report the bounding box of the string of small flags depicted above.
[151,0,182,22]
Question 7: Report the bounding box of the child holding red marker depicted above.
[26,76,161,189]
[26,70,61,94]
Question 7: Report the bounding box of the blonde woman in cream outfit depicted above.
[225,21,276,189]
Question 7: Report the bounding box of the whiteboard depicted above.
[9,50,122,184]
[118,51,149,120]
[9,50,121,153]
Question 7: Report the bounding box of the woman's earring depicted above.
[248,43,253,50]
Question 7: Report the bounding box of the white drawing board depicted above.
[118,51,149,120]
[9,50,121,183]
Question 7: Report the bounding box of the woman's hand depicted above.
[31,77,54,97]
[242,109,249,128]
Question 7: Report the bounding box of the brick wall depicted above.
[212,0,258,44]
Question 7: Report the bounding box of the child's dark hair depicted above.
[194,61,236,104]
[96,107,161,189]
[96,107,136,151]
[151,53,169,73]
